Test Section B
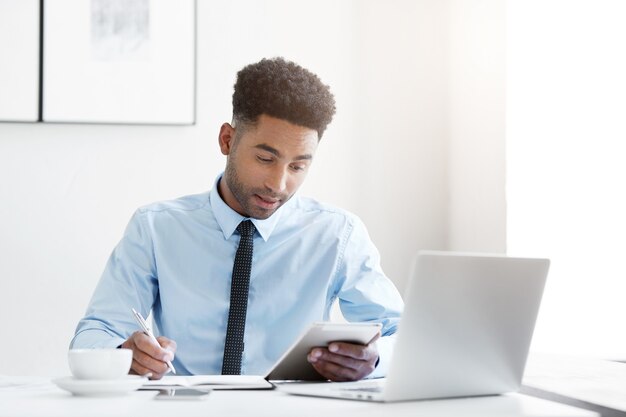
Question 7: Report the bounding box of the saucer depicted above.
[53,375,147,396]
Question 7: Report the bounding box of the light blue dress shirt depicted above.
[71,174,403,378]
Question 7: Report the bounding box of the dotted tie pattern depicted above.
[221,220,256,375]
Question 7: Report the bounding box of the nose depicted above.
[264,166,288,194]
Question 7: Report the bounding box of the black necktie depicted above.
[221,220,256,375]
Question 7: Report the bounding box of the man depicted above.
[71,57,403,382]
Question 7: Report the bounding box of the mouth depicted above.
[254,194,281,210]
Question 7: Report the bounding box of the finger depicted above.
[134,333,174,362]
[308,348,363,371]
[308,345,379,380]
[310,359,360,382]
[131,335,172,374]
[156,336,177,354]
[130,359,165,380]
[132,347,171,375]
[327,341,378,361]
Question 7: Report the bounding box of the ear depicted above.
[218,123,236,155]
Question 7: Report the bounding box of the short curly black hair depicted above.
[232,57,336,139]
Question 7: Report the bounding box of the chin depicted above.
[246,205,278,220]
[249,210,275,220]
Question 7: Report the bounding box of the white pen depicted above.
[131,308,176,374]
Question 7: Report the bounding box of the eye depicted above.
[290,164,307,172]
[257,155,273,163]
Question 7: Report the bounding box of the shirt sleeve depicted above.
[334,215,404,378]
[70,210,159,349]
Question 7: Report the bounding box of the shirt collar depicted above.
[209,173,287,242]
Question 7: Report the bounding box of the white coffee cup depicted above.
[68,348,133,380]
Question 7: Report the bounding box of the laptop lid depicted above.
[383,251,549,401]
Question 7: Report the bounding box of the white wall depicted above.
[0,0,505,375]
[351,0,451,293]
[448,0,506,253]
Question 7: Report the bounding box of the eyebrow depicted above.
[254,143,313,161]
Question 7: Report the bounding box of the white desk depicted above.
[0,377,596,417]
[522,353,626,417]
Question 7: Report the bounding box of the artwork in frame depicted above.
[0,0,40,122]
[43,0,195,125]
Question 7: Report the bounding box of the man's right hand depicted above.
[121,331,177,380]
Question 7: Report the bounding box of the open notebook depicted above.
[141,375,272,390]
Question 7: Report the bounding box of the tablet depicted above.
[265,322,382,381]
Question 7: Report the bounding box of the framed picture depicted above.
[0,0,40,122]
[44,0,195,124]
[0,0,195,125]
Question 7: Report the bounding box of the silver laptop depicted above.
[278,251,549,402]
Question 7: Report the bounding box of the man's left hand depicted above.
[307,337,379,382]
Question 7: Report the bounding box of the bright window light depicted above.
[507,0,626,358]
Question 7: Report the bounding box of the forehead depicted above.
[239,115,319,158]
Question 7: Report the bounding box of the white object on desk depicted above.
[52,375,146,397]
[524,352,626,412]
[142,375,272,390]
[67,348,132,380]
[0,376,598,417]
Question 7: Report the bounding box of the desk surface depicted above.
[522,353,626,417]
[0,377,596,417]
